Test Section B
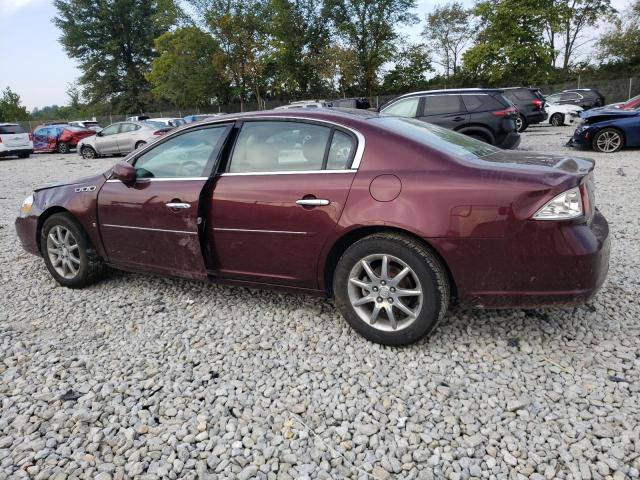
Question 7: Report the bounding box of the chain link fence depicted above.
[12,76,639,132]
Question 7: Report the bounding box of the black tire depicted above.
[81,146,97,159]
[18,154,30,159]
[515,114,528,132]
[550,113,564,126]
[333,233,450,346]
[41,213,105,288]
[57,142,70,154]
[135,141,147,149]
[592,128,624,153]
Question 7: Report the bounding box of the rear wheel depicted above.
[135,141,147,149]
[592,128,624,153]
[41,213,105,288]
[81,146,97,159]
[333,233,449,346]
[57,142,70,154]
[550,113,564,126]
[515,114,528,132]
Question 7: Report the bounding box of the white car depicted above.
[76,121,169,158]
[69,120,102,132]
[148,117,186,127]
[545,102,583,126]
[275,100,328,110]
[0,123,33,159]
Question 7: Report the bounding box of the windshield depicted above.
[374,116,501,158]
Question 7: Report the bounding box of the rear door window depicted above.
[0,125,25,134]
[229,121,332,173]
[423,95,463,115]
[382,97,420,117]
[101,124,120,136]
[513,89,535,101]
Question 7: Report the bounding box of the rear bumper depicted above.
[0,148,33,157]
[496,131,521,150]
[431,210,610,308]
[15,215,40,256]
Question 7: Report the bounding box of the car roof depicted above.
[393,88,503,98]
[0,123,19,126]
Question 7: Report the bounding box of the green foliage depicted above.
[323,0,418,95]
[463,0,555,85]
[0,88,29,122]
[598,0,640,71]
[54,0,179,113]
[147,27,229,108]
[422,2,474,79]
[382,43,433,93]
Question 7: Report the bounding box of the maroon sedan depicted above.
[15,110,610,345]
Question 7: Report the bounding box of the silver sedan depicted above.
[77,121,171,159]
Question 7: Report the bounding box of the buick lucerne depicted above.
[16,109,610,345]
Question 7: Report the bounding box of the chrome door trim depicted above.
[102,224,197,235]
[212,227,308,235]
[219,170,355,177]
[166,202,191,209]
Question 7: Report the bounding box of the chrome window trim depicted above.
[106,177,208,183]
[218,170,355,177]
[212,227,308,235]
[102,224,197,235]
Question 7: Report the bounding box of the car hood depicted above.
[477,150,594,175]
[546,103,582,114]
[34,172,107,192]
[580,108,639,120]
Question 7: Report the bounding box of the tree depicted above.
[422,2,474,80]
[0,87,29,122]
[597,0,640,69]
[382,43,433,93]
[463,0,555,85]
[323,0,417,96]
[53,0,179,113]
[147,27,229,109]
[66,82,81,109]
[189,0,273,106]
[543,0,615,69]
[269,0,331,97]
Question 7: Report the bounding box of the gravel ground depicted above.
[1,124,638,480]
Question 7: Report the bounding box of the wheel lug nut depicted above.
[390,287,395,292]
[381,281,386,286]
[377,297,383,303]
[373,287,378,292]
[388,298,394,303]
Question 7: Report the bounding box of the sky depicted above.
[0,0,631,111]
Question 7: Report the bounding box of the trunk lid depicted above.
[0,133,30,147]
[478,150,594,175]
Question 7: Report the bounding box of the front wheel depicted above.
[333,233,450,346]
[81,146,97,159]
[550,113,564,126]
[135,141,147,149]
[57,142,70,154]
[592,128,624,153]
[41,213,105,288]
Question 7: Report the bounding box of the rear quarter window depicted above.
[462,94,506,112]
[0,125,25,134]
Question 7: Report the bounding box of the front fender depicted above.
[32,174,108,259]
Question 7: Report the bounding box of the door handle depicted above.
[296,198,330,206]
[452,116,465,122]
[166,202,191,209]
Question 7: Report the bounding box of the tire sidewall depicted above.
[592,128,623,153]
[81,146,96,159]
[550,113,564,126]
[135,141,146,149]
[41,214,93,288]
[333,236,448,346]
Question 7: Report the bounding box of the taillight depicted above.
[532,187,583,220]
[492,107,517,117]
[532,99,543,109]
[153,130,165,136]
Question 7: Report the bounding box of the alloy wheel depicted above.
[347,253,423,332]
[58,142,70,154]
[596,131,622,152]
[515,116,523,132]
[82,147,95,159]
[46,225,81,280]
[550,113,563,126]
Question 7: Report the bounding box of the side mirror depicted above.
[112,162,136,186]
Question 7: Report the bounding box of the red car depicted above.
[15,110,610,345]
[32,124,96,154]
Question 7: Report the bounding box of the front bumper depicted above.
[15,214,40,256]
[567,128,591,148]
[431,210,610,308]
[0,148,34,157]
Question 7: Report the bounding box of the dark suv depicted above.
[501,87,547,132]
[379,88,520,149]
[545,89,605,110]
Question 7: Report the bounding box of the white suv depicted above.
[0,123,33,159]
